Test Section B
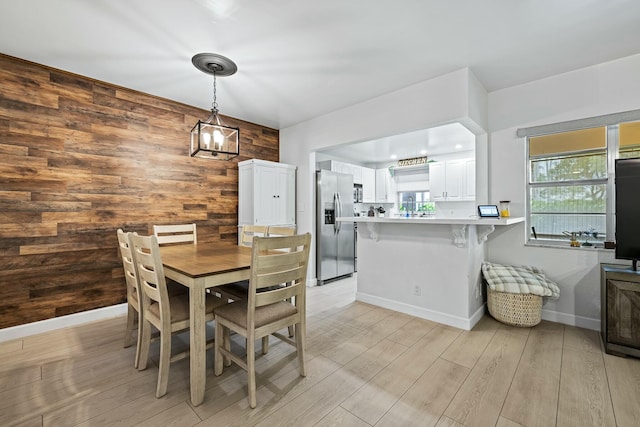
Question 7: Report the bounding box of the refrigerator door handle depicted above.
[336,192,342,233]
[333,193,340,234]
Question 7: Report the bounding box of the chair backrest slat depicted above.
[266,225,296,237]
[153,223,197,246]
[254,282,302,307]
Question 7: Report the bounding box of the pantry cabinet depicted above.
[239,159,296,226]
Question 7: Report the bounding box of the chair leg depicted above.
[247,335,257,408]
[223,328,231,367]
[138,319,151,371]
[295,322,306,377]
[156,327,171,398]
[261,336,269,355]
[124,304,136,348]
[134,311,142,369]
[214,320,224,376]
[287,297,294,338]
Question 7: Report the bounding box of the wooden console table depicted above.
[601,264,640,358]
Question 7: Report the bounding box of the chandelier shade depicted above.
[189,111,240,160]
[189,53,239,160]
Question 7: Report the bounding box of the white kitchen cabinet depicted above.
[362,167,375,203]
[321,160,363,184]
[463,159,476,201]
[375,168,395,203]
[239,159,296,226]
[430,159,469,201]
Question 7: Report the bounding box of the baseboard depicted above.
[541,309,600,331]
[356,292,481,331]
[0,303,128,343]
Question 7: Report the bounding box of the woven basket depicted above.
[487,287,542,327]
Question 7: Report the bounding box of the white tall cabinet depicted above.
[238,159,296,226]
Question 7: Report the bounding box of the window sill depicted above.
[525,240,612,252]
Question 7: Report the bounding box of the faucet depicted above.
[407,196,414,216]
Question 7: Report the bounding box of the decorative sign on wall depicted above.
[397,156,427,167]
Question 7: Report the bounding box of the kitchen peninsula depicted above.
[337,215,524,330]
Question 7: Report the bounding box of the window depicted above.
[525,118,640,247]
[398,191,434,213]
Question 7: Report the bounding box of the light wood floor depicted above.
[1,276,639,427]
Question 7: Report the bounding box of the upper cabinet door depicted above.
[464,159,476,201]
[362,167,376,203]
[429,162,446,201]
[444,159,463,201]
[429,159,472,202]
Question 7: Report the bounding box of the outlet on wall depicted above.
[413,286,422,296]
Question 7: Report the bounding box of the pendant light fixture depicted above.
[190,53,240,160]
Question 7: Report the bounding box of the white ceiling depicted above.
[319,123,476,166]
[2,0,640,133]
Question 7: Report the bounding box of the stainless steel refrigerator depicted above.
[316,170,355,285]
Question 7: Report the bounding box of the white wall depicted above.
[487,53,640,330]
[281,68,489,282]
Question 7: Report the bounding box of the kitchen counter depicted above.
[338,215,524,246]
[340,215,523,224]
[336,215,524,330]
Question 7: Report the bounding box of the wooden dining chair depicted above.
[266,225,297,339]
[214,233,311,408]
[216,224,269,301]
[266,225,296,237]
[117,229,143,369]
[152,223,198,296]
[130,232,227,398]
[239,224,268,247]
[153,223,197,246]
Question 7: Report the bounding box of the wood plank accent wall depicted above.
[0,54,279,329]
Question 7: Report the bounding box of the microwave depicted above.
[353,184,363,203]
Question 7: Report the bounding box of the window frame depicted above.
[526,138,610,246]
[520,110,640,249]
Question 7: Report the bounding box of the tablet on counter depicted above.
[477,205,500,218]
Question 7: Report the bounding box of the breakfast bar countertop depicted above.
[336,215,525,226]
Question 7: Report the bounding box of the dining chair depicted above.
[153,223,197,246]
[153,223,198,296]
[215,224,269,301]
[266,225,296,237]
[266,225,297,340]
[117,229,143,369]
[130,232,227,398]
[239,224,268,247]
[214,233,311,408]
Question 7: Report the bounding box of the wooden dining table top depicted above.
[159,241,252,278]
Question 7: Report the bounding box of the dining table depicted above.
[160,240,252,406]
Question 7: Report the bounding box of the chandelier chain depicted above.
[211,72,219,113]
